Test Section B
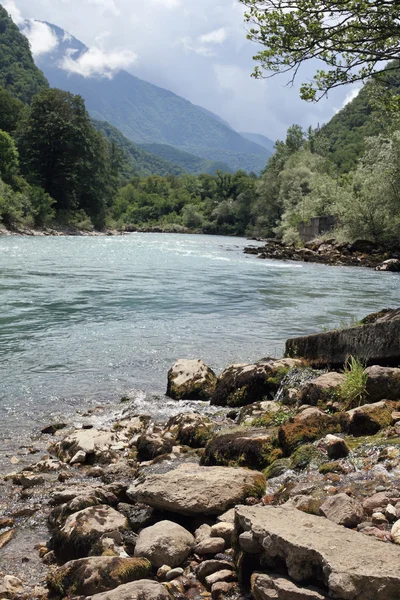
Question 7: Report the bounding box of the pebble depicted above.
[166,568,184,581]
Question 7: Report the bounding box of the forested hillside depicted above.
[29,21,271,174]
[0,5,47,102]
[319,64,400,172]
[139,143,232,175]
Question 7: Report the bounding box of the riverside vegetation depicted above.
[1,308,400,600]
[1,4,400,251]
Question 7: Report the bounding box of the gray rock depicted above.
[299,373,346,406]
[194,537,225,555]
[363,492,391,515]
[53,428,126,463]
[365,366,400,402]
[86,580,171,600]
[127,464,266,515]
[251,573,328,600]
[134,520,194,568]
[53,505,127,560]
[216,508,235,524]
[205,570,236,588]
[236,505,400,600]
[285,315,400,368]
[211,582,235,600]
[210,522,234,545]
[47,556,151,596]
[195,523,212,542]
[136,433,173,461]
[167,359,217,400]
[320,493,364,528]
[195,560,234,582]
[324,434,350,459]
[165,568,184,581]
[239,531,263,554]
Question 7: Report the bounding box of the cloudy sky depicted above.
[4,0,359,141]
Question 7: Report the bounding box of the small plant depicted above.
[341,355,368,409]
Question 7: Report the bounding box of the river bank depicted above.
[245,237,400,271]
[1,309,400,600]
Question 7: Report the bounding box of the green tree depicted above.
[0,129,19,185]
[0,6,48,103]
[0,86,24,133]
[17,89,118,227]
[239,0,400,101]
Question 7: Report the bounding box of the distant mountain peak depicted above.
[21,20,272,173]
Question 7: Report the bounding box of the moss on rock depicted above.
[290,444,324,470]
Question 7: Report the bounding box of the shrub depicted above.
[341,356,368,409]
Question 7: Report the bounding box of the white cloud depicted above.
[150,0,182,8]
[199,28,227,45]
[22,20,59,57]
[3,0,24,24]
[60,46,137,78]
[334,85,362,114]
[87,0,120,16]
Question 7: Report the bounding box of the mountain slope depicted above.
[320,64,400,172]
[0,5,48,103]
[139,143,232,175]
[93,120,185,178]
[240,132,275,155]
[25,21,270,174]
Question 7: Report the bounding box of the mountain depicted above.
[24,21,271,174]
[240,132,275,155]
[140,143,232,175]
[93,121,185,179]
[319,64,400,172]
[0,6,48,103]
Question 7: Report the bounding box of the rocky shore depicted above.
[1,309,400,600]
[244,238,400,272]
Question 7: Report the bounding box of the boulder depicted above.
[345,401,394,437]
[86,580,171,600]
[127,464,266,515]
[238,400,284,426]
[53,428,125,463]
[202,428,278,469]
[235,505,400,600]
[52,505,127,560]
[376,259,400,272]
[134,521,194,568]
[251,573,328,600]
[167,359,217,400]
[136,433,173,461]
[298,372,346,406]
[364,366,400,402]
[166,413,216,448]
[319,493,364,528]
[285,314,400,368]
[278,411,340,455]
[323,434,350,459]
[47,557,151,596]
[211,359,302,407]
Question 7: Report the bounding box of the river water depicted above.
[0,233,399,456]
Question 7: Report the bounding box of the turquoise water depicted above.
[0,233,399,438]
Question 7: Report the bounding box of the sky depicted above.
[3,0,360,141]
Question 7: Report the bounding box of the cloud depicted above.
[22,20,59,57]
[199,28,227,45]
[3,0,24,24]
[60,46,137,78]
[10,0,354,139]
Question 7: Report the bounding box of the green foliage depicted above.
[240,0,400,101]
[17,89,120,228]
[0,129,19,184]
[140,143,232,175]
[0,86,24,133]
[0,5,48,103]
[113,170,258,235]
[341,356,368,409]
[93,120,185,179]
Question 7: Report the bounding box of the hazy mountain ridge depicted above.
[25,21,271,173]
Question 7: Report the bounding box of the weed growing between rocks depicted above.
[341,356,368,409]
